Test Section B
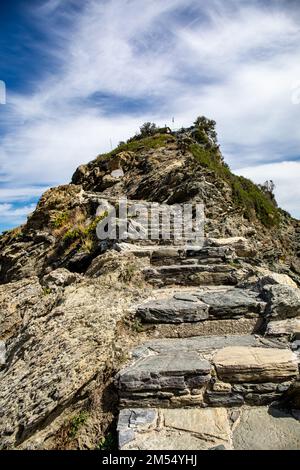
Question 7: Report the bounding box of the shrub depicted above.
[69,411,89,439]
[190,143,280,228]
[52,211,70,228]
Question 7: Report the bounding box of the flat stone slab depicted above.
[266,318,300,337]
[116,353,211,393]
[233,406,300,450]
[198,288,266,318]
[214,346,298,383]
[143,264,239,286]
[118,408,232,450]
[136,297,209,324]
[133,335,285,360]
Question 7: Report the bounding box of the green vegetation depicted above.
[42,287,52,296]
[132,319,144,333]
[190,144,280,228]
[193,116,218,147]
[119,263,137,283]
[69,411,89,439]
[96,432,117,451]
[62,211,108,250]
[52,211,70,228]
[96,133,174,162]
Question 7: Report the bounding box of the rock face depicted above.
[0,259,141,449]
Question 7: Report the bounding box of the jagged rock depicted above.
[263,284,300,319]
[42,268,80,291]
[0,277,47,341]
[256,269,298,289]
[213,346,298,383]
[266,318,300,337]
[197,288,266,318]
[282,380,300,409]
[117,409,158,448]
[136,297,209,323]
[206,237,255,257]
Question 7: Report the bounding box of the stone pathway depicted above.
[114,233,300,450]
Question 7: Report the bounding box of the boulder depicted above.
[263,284,300,319]
[42,268,80,291]
[256,269,298,289]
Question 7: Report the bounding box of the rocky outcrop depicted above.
[1,122,300,450]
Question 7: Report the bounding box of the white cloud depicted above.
[0,203,36,223]
[1,0,300,227]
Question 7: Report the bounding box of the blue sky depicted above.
[1,0,300,232]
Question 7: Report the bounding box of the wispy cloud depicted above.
[1,0,300,231]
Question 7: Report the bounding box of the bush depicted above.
[190,143,280,227]
[140,122,159,137]
[69,411,88,439]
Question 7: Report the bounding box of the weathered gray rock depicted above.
[206,237,255,258]
[233,407,300,450]
[136,297,209,324]
[0,341,6,367]
[132,334,285,359]
[42,268,80,291]
[205,391,244,406]
[263,284,300,319]
[117,409,158,448]
[214,346,298,383]
[143,264,239,287]
[256,269,298,289]
[282,379,300,409]
[117,353,211,395]
[197,288,266,318]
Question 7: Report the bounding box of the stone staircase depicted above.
[104,198,300,449]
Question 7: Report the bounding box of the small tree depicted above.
[193,116,218,145]
[260,180,275,195]
[140,122,158,137]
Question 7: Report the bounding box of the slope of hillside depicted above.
[0,118,299,450]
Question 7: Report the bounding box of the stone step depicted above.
[143,264,240,286]
[117,406,300,450]
[136,288,266,324]
[115,335,299,408]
